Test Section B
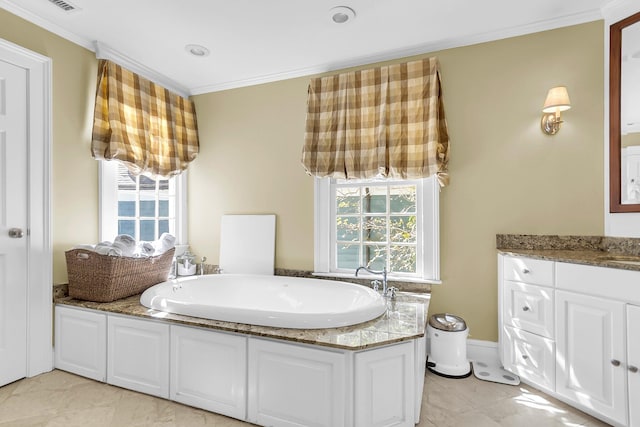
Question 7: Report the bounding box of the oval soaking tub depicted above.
[140,274,387,329]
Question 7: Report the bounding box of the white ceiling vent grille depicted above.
[47,0,79,12]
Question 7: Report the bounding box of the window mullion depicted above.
[155,178,160,240]
[135,175,141,241]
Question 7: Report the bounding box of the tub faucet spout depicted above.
[355,266,388,297]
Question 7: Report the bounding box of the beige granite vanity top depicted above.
[55,292,429,351]
[497,234,640,272]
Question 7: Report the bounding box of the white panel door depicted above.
[355,342,415,427]
[248,338,346,427]
[555,290,627,426]
[0,58,28,387]
[628,305,640,427]
[54,306,107,382]
[107,316,170,398]
[171,326,247,420]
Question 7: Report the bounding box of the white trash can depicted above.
[426,313,471,378]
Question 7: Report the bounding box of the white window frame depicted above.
[313,176,440,284]
[99,160,187,244]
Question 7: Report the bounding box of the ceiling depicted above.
[0,0,615,96]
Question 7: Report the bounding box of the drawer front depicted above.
[503,281,554,338]
[503,256,554,287]
[556,262,640,304]
[503,326,555,392]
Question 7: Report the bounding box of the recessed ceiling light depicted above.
[185,44,210,57]
[330,6,355,24]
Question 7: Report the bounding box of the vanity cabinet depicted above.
[555,290,627,425]
[171,325,247,420]
[499,255,640,427]
[628,305,640,427]
[499,256,555,393]
[107,315,170,398]
[54,306,107,382]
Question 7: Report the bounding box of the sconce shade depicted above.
[542,86,571,113]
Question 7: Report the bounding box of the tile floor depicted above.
[0,369,611,427]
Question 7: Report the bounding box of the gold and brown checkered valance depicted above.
[91,60,199,178]
[302,57,449,186]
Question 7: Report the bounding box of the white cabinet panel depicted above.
[171,325,247,420]
[504,281,554,338]
[555,290,627,426]
[502,326,555,392]
[248,338,346,427]
[556,262,640,305]
[355,341,414,427]
[108,316,169,398]
[628,305,640,427]
[503,256,554,287]
[54,306,106,382]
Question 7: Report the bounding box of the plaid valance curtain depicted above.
[302,57,449,186]
[91,59,199,179]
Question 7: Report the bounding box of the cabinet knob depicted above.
[611,359,621,367]
[630,366,639,373]
[522,355,529,360]
[522,268,530,274]
[522,306,530,312]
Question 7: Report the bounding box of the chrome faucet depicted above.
[355,266,389,297]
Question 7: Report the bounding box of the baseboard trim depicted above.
[467,339,499,364]
[426,338,500,365]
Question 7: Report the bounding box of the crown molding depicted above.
[0,0,93,50]
[601,0,640,23]
[1,1,189,98]
[94,42,190,98]
[192,8,604,94]
[2,0,606,96]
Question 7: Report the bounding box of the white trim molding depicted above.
[0,37,53,376]
[94,42,190,98]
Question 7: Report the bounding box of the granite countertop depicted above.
[55,292,429,351]
[497,234,640,272]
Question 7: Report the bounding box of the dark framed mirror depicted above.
[610,11,640,212]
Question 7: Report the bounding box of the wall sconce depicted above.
[541,86,571,135]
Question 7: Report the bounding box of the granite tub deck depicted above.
[497,234,640,271]
[55,292,429,351]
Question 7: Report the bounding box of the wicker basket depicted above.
[65,248,175,302]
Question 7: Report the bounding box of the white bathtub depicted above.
[140,274,387,329]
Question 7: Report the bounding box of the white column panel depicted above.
[248,338,346,427]
[171,325,247,420]
[54,306,106,382]
[355,341,414,427]
[107,316,169,398]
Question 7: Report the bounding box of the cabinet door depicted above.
[355,341,415,427]
[54,306,106,382]
[502,326,555,392]
[628,305,640,427]
[107,316,169,398]
[555,291,627,425]
[171,325,247,420]
[248,338,346,427]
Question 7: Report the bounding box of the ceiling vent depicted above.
[47,0,79,12]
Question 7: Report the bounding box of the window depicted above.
[314,176,439,283]
[99,161,186,243]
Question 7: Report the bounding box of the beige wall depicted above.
[190,21,604,341]
[0,10,98,284]
[1,8,604,341]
